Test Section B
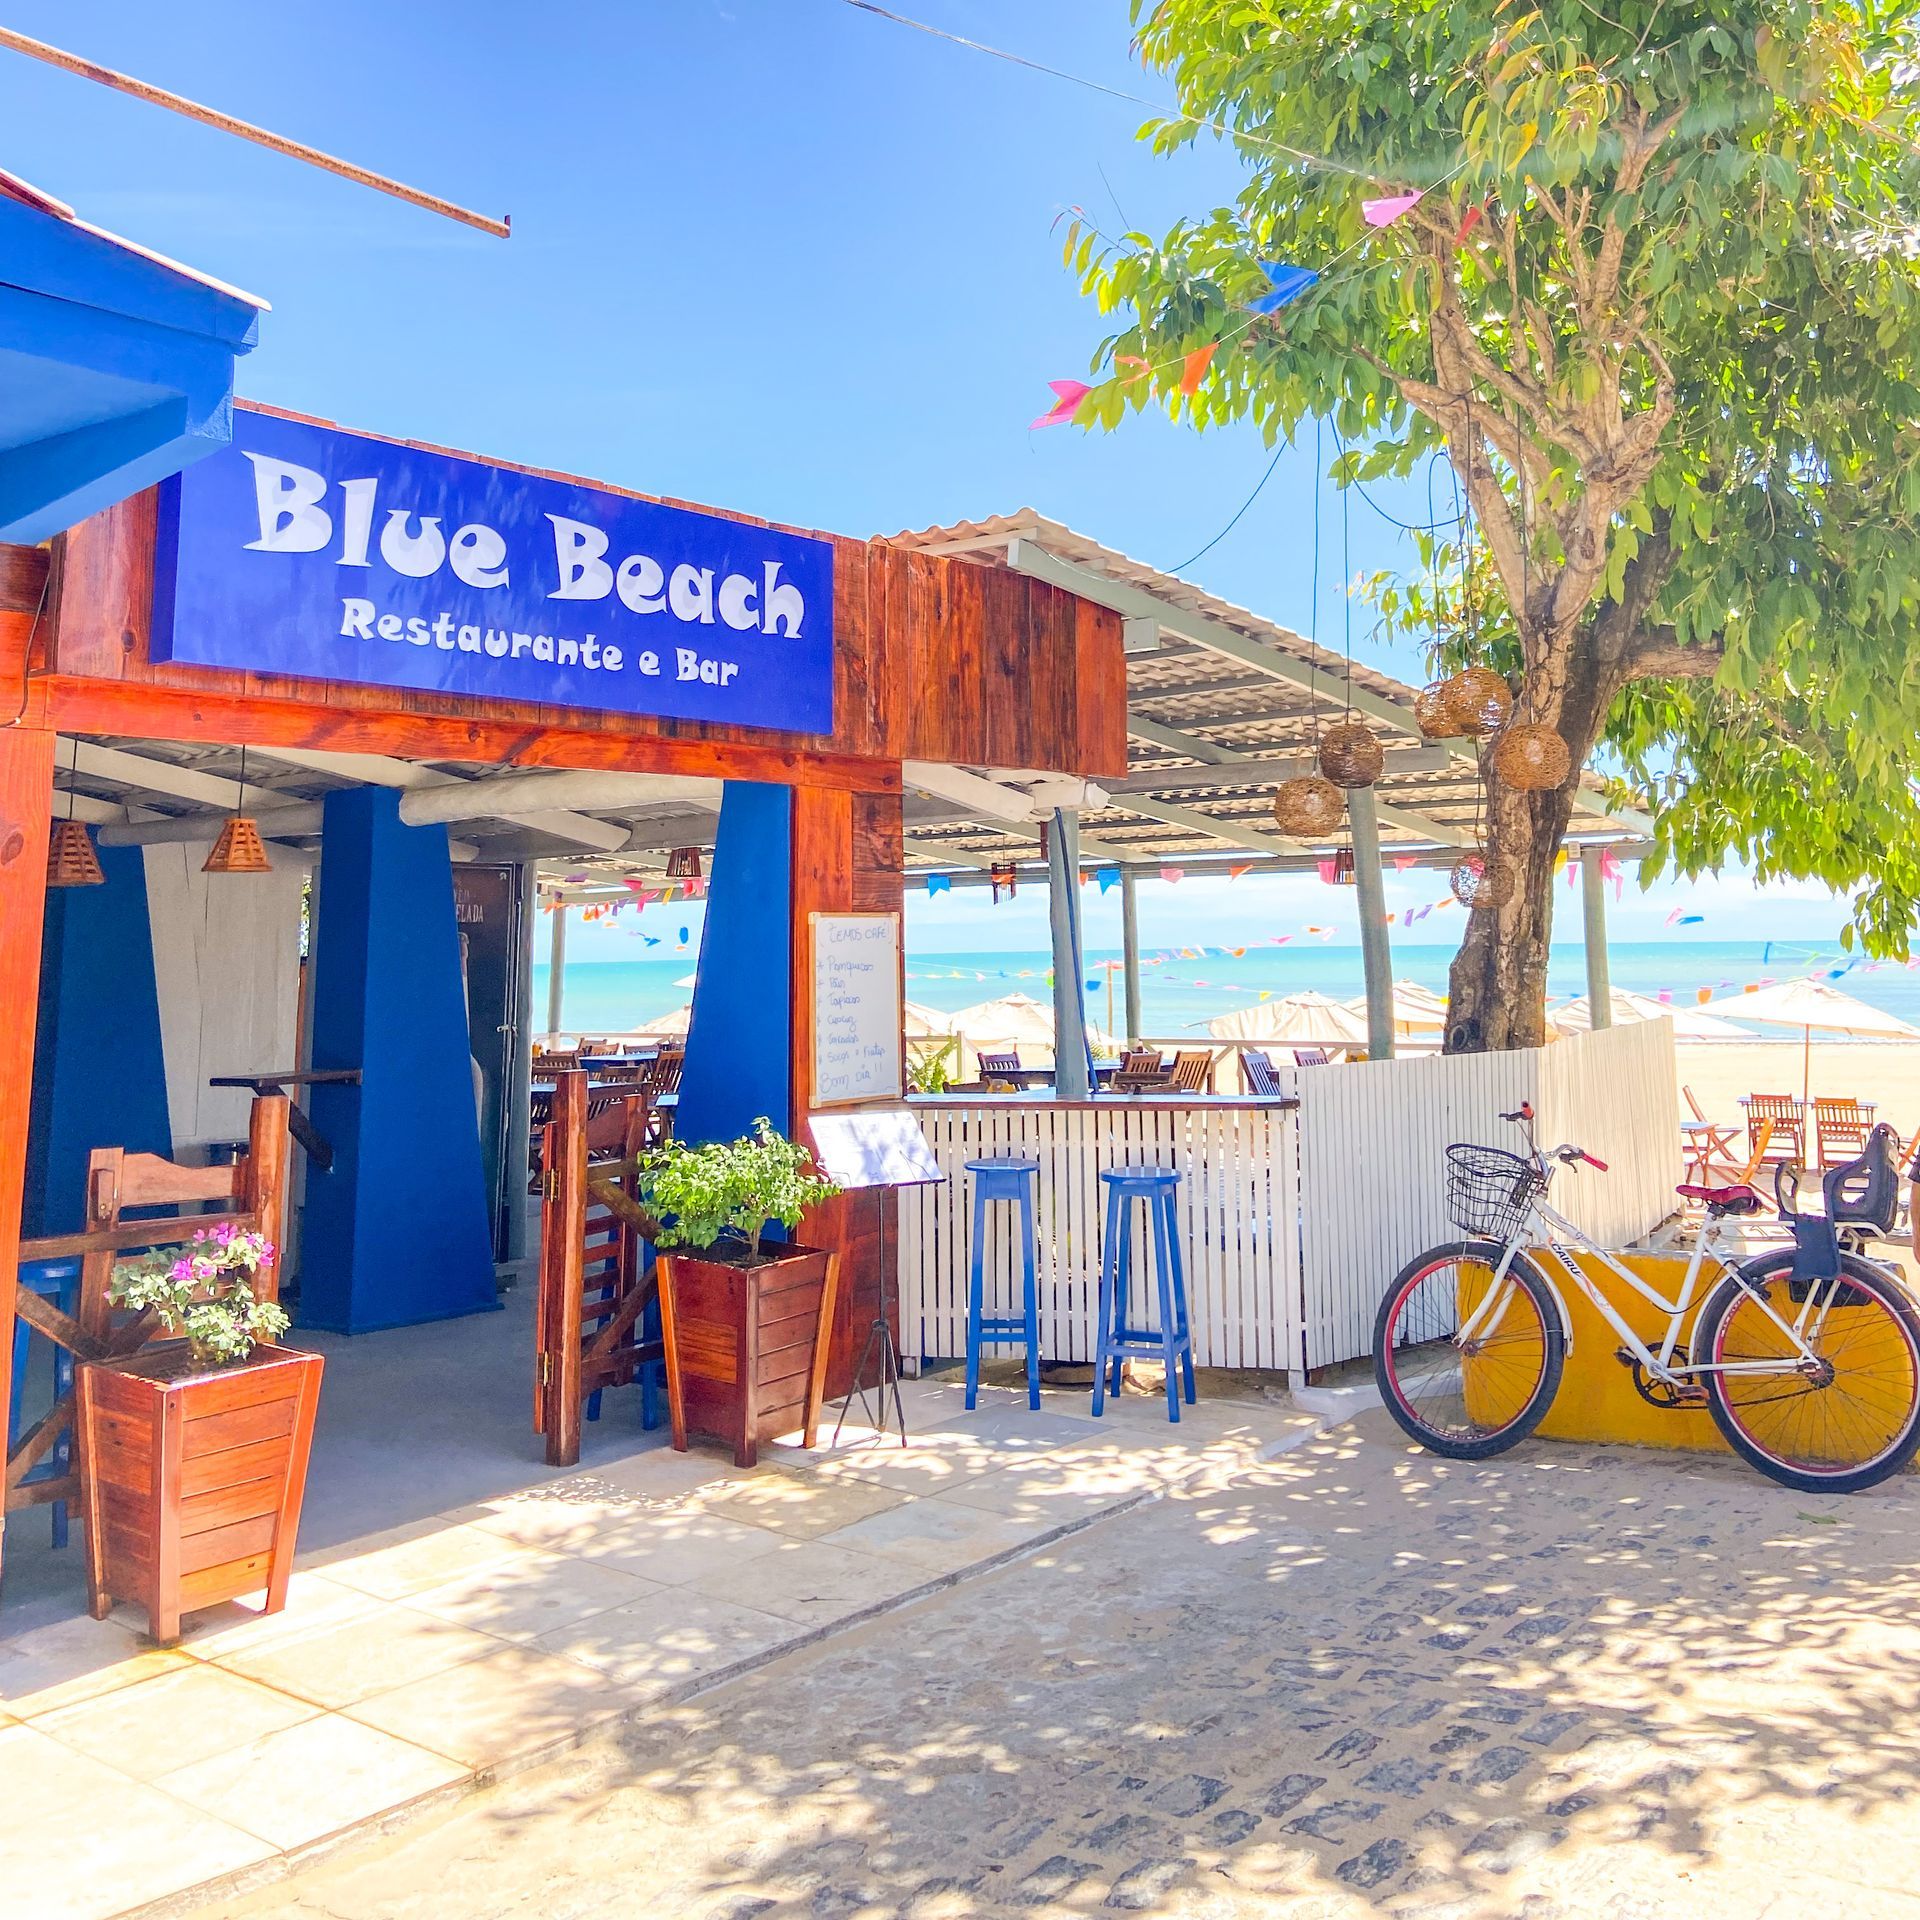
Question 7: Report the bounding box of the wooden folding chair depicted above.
[1812,1097,1875,1169]
[1169,1049,1216,1094]
[1293,1048,1331,1069]
[1691,1118,1776,1195]
[1680,1085,1739,1181]
[976,1050,1022,1078]
[1238,1048,1284,1096]
[1110,1048,1170,1094]
[1745,1094,1804,1164]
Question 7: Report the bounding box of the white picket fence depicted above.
[897,1101,1301,1372]
[897,1021,1680,1380]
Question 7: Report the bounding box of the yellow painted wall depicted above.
[1531,1250,1733,1455]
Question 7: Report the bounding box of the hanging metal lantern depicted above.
[46,818,105,889]
[1449,852,1516,910]
[665,846,703,880]
[1442,667,1513,739]
[1271,775,1345,840]
[989,859,1018,902]
[1414,683,1464,740]
[1491,722,1572,792]
[1318,717,1385,790]
[203,815,273,875]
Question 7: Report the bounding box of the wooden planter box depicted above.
[661,1244,838,1468]
[74,1341,324,1645]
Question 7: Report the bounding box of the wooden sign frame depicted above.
[808,910,903,1109]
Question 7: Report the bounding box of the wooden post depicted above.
[1347,786,1395,1061]
[240,1094,292,1302]
[0,724,54,1595]
[537,1068,588,1465]
[1120,867,1143,1044]
[1581,847,1613,1028]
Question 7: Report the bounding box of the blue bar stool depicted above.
[1093,1166,1195,1423]
[963,1157,1042,1410]
[9,1259,81,1549]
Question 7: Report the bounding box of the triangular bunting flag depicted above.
[1362,189,1423,228]
[1180,343,1217,396]
[1096,866,1121,893]
[926,873,951,895]
[1032,379,1091,429]
[1250,262,1319,314]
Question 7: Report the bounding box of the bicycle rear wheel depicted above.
[1373,1242,1564,1460]
[1698,1252,1920,1493]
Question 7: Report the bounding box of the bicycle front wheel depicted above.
[1373,1242,1565,1460]
[1698,1252,1920,1493]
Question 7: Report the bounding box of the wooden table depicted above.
[208,1069,361,1171]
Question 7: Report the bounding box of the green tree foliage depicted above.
[1069,1,1920,1046]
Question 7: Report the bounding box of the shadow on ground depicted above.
[202,1407,1920,1918]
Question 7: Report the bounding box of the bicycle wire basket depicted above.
[1444,1143,1548,1241]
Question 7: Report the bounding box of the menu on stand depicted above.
[809,912,903,1107]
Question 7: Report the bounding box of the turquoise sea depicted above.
[536,939,1920,1041]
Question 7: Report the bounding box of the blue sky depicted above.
[2,1,1855,963]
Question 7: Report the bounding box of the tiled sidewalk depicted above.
[0,1377,1317,1920]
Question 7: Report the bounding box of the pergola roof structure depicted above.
[888,511,1651,881]
[45,507,1652,906]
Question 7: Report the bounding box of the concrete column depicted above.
[1581,846,1612,1027]
[1047,810,1091,1097]
[503,862,539,1268]
[1120,866,1143,1044]
[545,898,567,1037]
[1347,786,1394,1061]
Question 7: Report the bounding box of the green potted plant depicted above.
[638,1119,841,1466]
[74,1225,324,1645]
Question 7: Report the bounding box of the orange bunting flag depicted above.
[1227,861,1252,881]
[1180,343,1217,396]
[1116,354,1152,384]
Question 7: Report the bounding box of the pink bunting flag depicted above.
[1317,858,1337,884]
[1657,989,1674,1004]
[1362,189,1423,228]
[1032,379,1091,429]
[1599,847,1624,901]
[1160,866,1184,885]
[1393,855,1418,871]
[1665,907,1684,926]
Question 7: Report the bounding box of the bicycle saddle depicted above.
[1675,1182,1763,1215]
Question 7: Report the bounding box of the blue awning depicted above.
[0,171,265,543]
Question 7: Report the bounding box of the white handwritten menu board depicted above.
[809,913,903,1107]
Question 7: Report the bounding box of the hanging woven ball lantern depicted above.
[1317,717,1385,790]
[1442,666,1514,739]
[1414,683,1464,739]
[1449,852,1516,910]
[1491,722,1573,792]
[1271,775,1345,840]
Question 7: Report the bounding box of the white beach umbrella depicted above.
[1344,979,1449,1034]
[903,1001,955,1038]
[1208,990,1371,1047]
[1551,989,1755,1042]
[945,990,1120,1059]
[1704,977,1920,1102]
[631,1002,694,1039]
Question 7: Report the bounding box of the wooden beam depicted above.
[0,726,54,1592]
[1120,794,1300,859]
[1112,744,1453,793]
[58,739,252,810]
[36,677,904,795]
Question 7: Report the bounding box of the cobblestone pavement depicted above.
[199,1409,1920,1920]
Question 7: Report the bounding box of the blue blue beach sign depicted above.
[154,410,835,733]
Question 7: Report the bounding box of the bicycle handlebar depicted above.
[1501,1104,1606,1172]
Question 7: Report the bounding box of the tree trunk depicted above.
[1444,636,1620,1053]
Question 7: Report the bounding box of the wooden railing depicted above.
[7,1094,290,1524]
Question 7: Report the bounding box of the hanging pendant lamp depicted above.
[47,738,104,888]
[204,747,272,874]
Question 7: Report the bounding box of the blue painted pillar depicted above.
[299,789,496,1332]
[25,845,171,1236]
[677,783,793,1148]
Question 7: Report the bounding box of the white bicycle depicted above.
[1372,1103,1920,1493]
